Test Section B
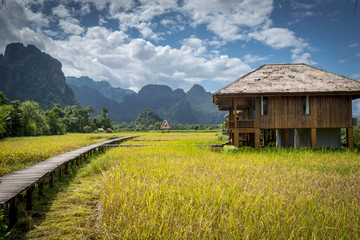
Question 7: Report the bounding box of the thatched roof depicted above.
[160,119,171,130]
[213,64,360,98]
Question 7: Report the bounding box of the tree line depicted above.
[0,92,219,139]
[0,92,112,139]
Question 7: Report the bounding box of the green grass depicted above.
[1,132,360,239]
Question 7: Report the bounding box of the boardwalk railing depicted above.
[0,135,137,227]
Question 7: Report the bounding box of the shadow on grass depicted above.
[0,157,95,240]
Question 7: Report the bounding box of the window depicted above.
[261,96,268,116]
[302,96,310,115]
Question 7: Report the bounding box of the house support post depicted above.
[311,128,317,148]
[255,128,260,148]
[347,127,354,149]
[234,130,239,147]
[285,129,289,148]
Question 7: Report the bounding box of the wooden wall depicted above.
[256,95,352,129]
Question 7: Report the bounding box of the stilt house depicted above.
[212,64,360,148]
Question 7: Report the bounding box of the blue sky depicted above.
[0,0,360,96]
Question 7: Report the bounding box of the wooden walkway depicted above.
[0,135,137,226]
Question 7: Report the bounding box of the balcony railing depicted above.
[227,120,255,129]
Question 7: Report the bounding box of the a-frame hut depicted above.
[212,63,360,148]
[160,119,171,131]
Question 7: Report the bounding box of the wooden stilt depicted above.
[38,181,44,196]
[234,130,239,147]
[26,186,34,210]
[58,166,62,178]
[285,129,289,148]
[255,128,260,148]
[347,127,354,149]
[49,172,54,188]
[64,163,69,175]
[9,197,18,227]
[311,128,317,148]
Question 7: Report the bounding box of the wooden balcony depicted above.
[227,120,255,129]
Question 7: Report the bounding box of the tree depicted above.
[63,106,94,133]
[101,107,112,129]
[20,100,49,136]
[46,105,66,135]
[5,100,22,137]
[0,92,7,106]
[0,105,12,138]
[154,121,162,130]
[87,105,95,117]
[135,109,162,128]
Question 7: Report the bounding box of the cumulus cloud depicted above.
[183,0,273,41]
[59,18,84,35]
[44,27,251,91]
[0,1,47,51]
[52,4,71,18]
[243,54,268,64]
[249,28,307,50]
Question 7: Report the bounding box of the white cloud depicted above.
[351,73,360,80]
[349,43,358,48]
[80,4,91,15]
[111,0,178,40]
[52,4,71,18]
[59,18,84,35]
[249,28,307,50]
[0,1,47,51]
[44,26,251,91]
[243,54,268,64]
[291,48,316,65]
[183,0,273,41]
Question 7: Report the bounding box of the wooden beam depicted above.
[347,127,354,149]
[311,128,317,148]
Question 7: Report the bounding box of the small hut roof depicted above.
[213,63,360,98]
[160,119,171,130]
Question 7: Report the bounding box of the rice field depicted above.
[0,133,134,177]
[2,132,360,239]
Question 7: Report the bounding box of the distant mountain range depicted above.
[0,42,224,124]
[66,76,135,103]
[67,76,224,124]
